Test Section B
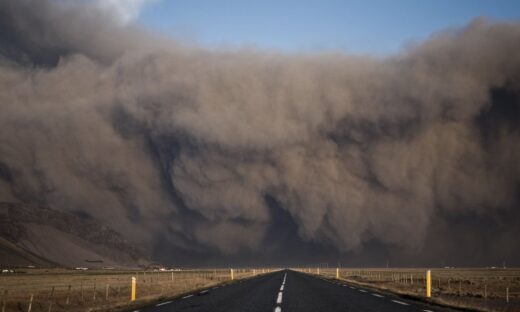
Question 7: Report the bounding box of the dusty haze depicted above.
[0,0,519,267]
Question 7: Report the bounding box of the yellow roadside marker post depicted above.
[230,268,234,280]
[131,277,136,301]
[336,268,339,279]
[426,270,431,298]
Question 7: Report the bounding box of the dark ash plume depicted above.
[1,0,519,266]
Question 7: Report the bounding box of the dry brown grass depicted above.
[301,268,520,312]
[0,268,266,312]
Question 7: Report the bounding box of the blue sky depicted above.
[138,0,520,55]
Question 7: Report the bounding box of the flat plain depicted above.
[0,268,258,312]
[312,267,520,311]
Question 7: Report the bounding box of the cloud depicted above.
[95,0,157,24]
[0,1,519,266]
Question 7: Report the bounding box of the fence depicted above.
[0,268,265,312]
[297,267,520,311]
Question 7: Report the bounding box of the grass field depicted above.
[304,267,520,312]
[0,268,267,312]
[2,267,519,311]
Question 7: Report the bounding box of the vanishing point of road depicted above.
[131,270,457,312]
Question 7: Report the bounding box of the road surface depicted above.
[132,270,457,312]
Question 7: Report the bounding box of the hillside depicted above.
[0,202,149,268]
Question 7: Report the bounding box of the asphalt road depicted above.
[133,270,458,312]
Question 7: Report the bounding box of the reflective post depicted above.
[131,277,136,301]
[426,270,431,298]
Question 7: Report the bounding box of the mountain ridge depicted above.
[0,202,150,268]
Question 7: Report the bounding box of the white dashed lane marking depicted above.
[155,301,172,307]
[199,290,208,294]
[391,300,409,306]
[423,310,434,312]
[182,294,193,299]
[274,272,287,311]
[276,291,283,304]
[359,289,367,293]
[372,293,384,298]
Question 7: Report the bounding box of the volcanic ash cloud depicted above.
[1,0,520,263]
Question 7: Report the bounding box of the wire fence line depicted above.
[296,267,520,312]
[4,267,518,311]
[0,268,273,312]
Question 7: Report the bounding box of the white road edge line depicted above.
[280,285,284,291]
[200,290,208,294]
[422,310,434,312]
[372,293,384,298]
[276,291,283,304]
[182,294,193,299]
[155,301,172,307]
[391,300,409,306]
[274,307,282,312]
[359,289,367,292]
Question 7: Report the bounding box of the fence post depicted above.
[105,284,109,300]
[27,294,33,312]
[93,283,97,301]
[506,287,509,303]
[484,284,487,299]
[317,268,320,275]
[66,285,71,305]
[336,268,339,279]
[131,277,136,301]
[426,270,431,298]
[230,269,234,280]
[2,289,8,312]
[47,301,52,312]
